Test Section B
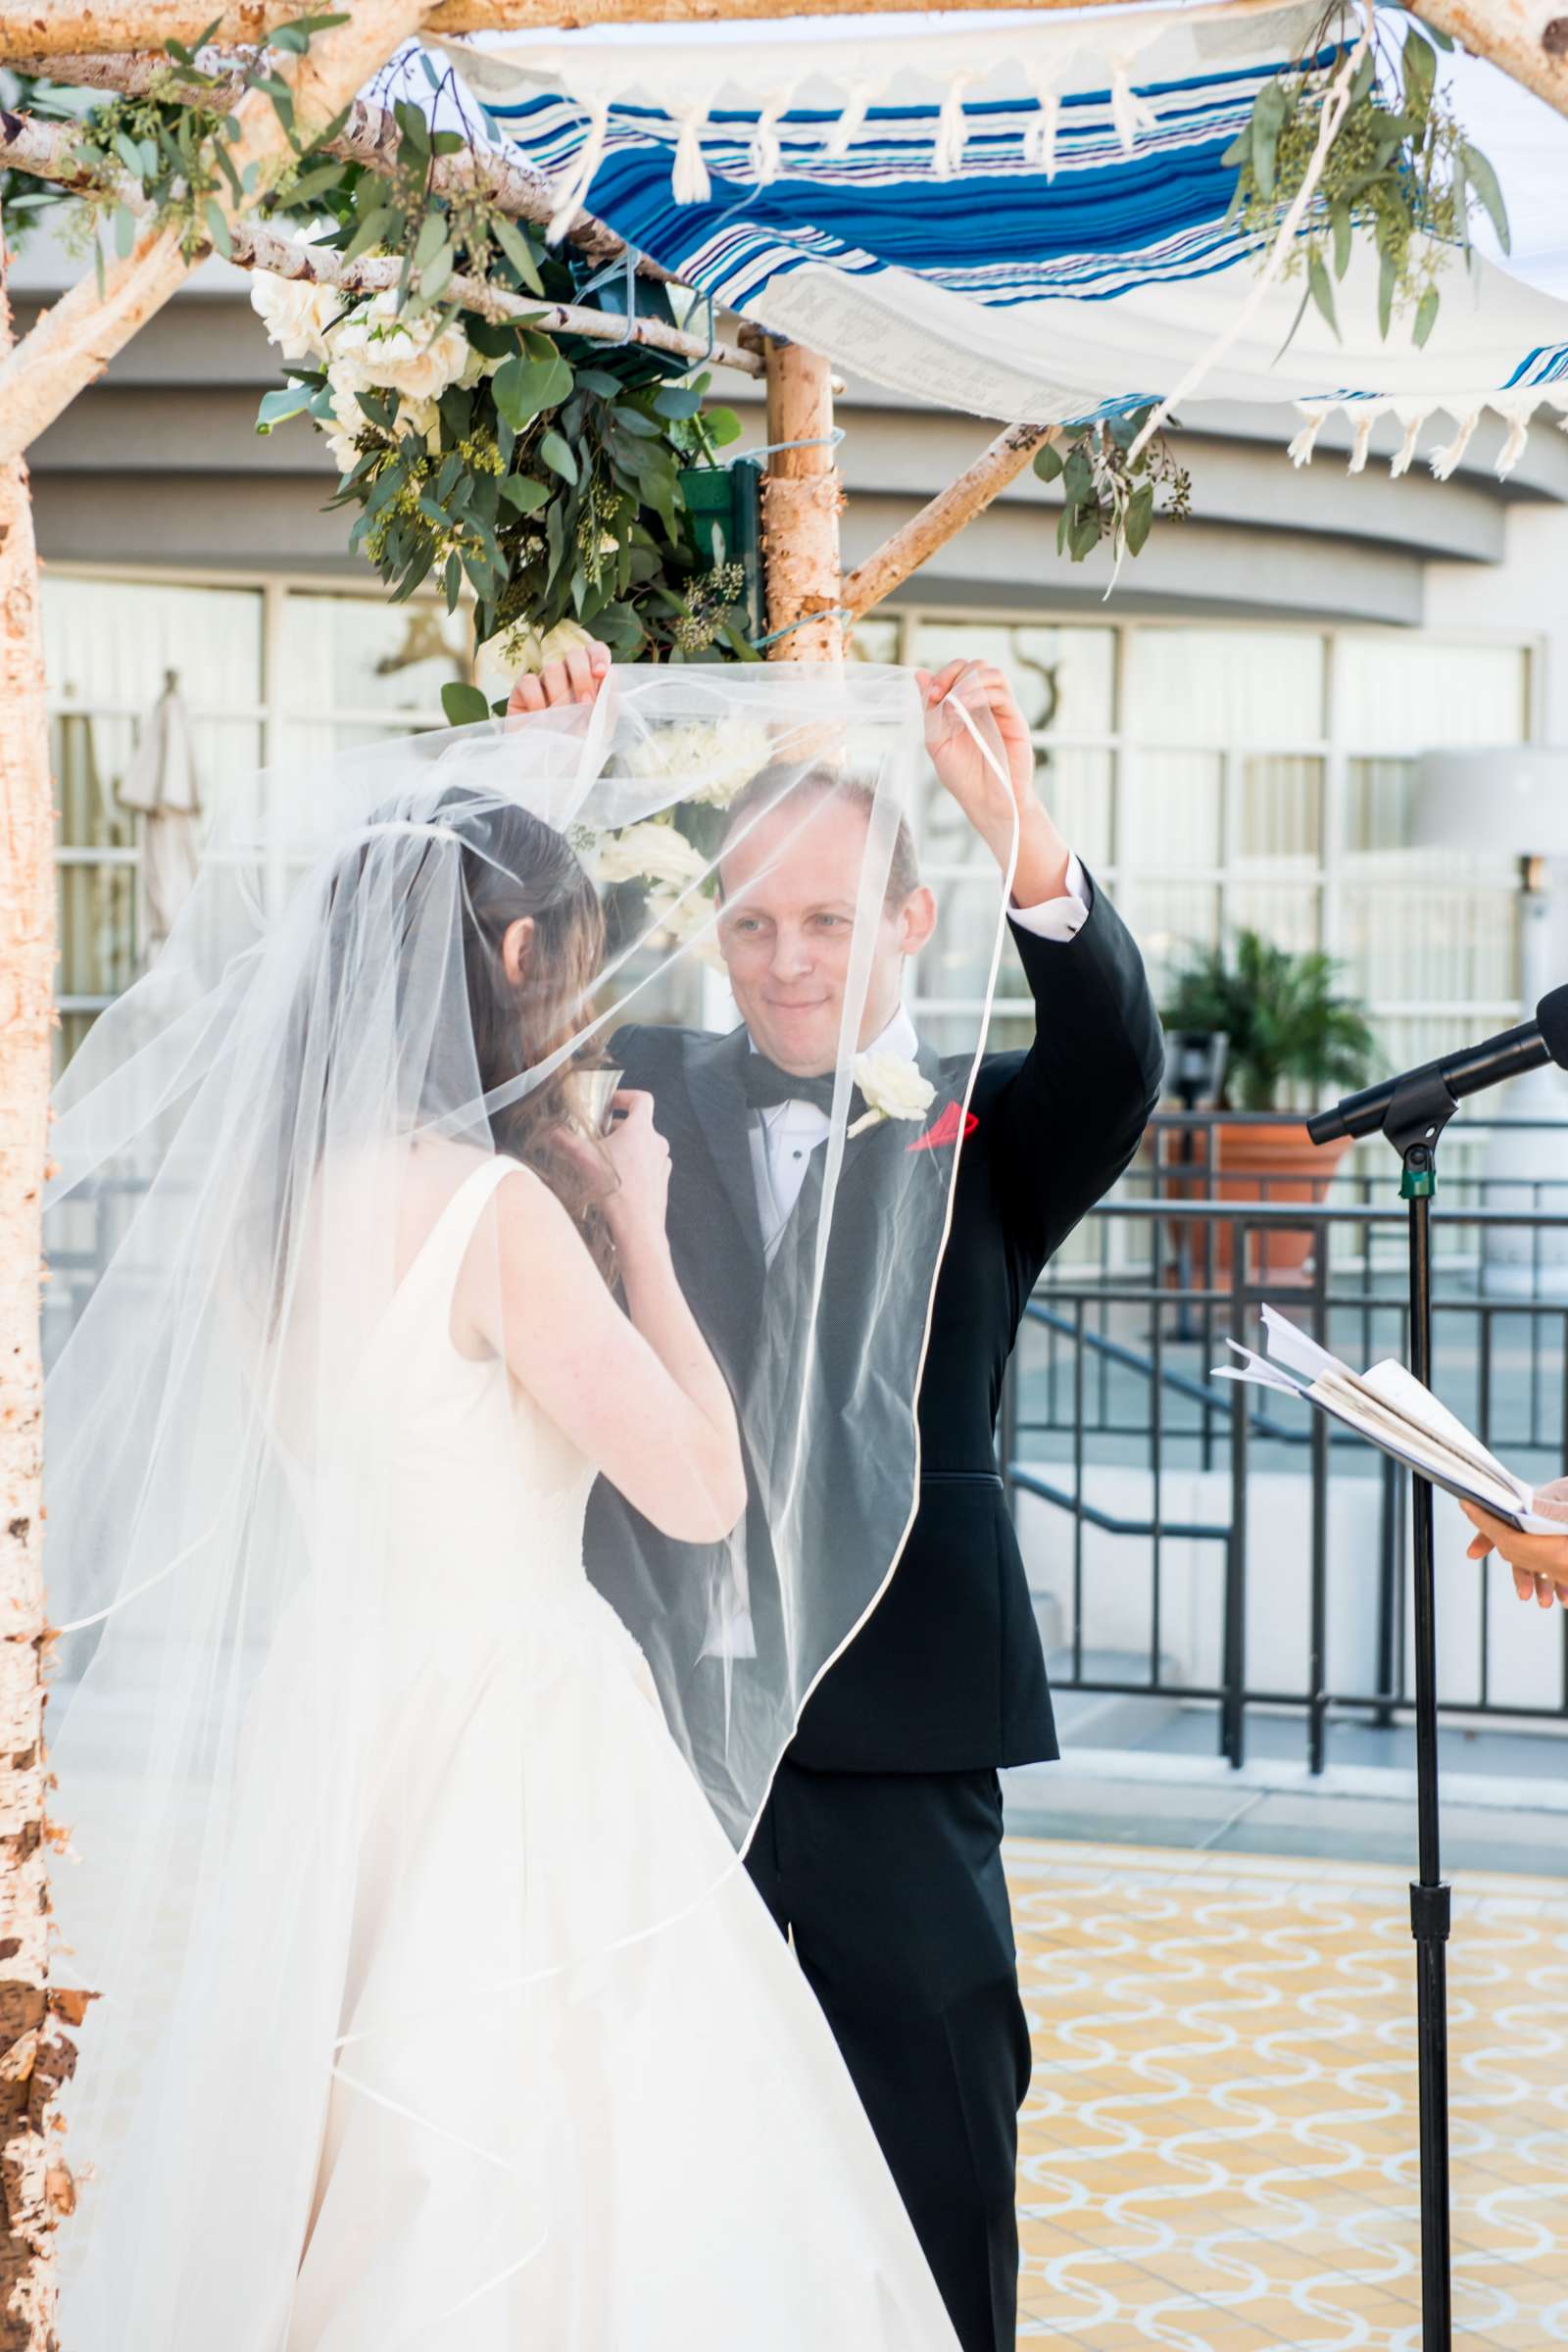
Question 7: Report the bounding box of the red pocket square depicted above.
[906,1102,978,1152]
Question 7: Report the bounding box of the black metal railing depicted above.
[1004,1186,1568,1774]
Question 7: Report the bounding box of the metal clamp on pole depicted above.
[1409,1881,1451,1944]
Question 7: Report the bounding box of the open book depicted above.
[1213,1305,1560,1534]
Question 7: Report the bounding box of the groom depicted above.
[513,646,1163,2351]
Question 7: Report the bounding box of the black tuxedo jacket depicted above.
[585,872,1164,1776]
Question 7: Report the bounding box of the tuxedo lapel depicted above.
[681,1025,765,1275]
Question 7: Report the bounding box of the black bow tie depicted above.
[742,1055,861,1118]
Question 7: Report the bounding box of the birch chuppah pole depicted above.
[0,190,81,2352]
[755,334,845,662]
[0,14,447,2343]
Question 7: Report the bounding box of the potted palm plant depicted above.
[1159,930,1380,1283]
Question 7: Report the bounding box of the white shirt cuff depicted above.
[1008,852,1090,943]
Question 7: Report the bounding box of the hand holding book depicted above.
[1462,1480,1568,1613]
[1212,1304,1562,1539]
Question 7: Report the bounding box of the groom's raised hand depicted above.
[914,659,1072,907]
[507,638,612,715]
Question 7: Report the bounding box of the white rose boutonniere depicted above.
[847,1051,937,1141]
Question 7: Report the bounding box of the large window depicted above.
[49,572,1534,1092]
[46,570,468,1062]
[854,609,1533,1080]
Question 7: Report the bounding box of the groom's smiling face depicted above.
[716,792,936,1076]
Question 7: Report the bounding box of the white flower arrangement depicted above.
[252,270,481,473]
[623,717,773,810]
[847,1051,937,1140]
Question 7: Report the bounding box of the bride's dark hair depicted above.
[447,793,615,1277]
[256,789,614,1314]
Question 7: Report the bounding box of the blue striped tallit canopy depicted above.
[436,1,1568,479]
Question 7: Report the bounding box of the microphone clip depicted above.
[1383,1064,1459,1200]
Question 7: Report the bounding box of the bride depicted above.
[45,668,1009,2348]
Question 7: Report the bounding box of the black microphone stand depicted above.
[1308,1064,1458,2352]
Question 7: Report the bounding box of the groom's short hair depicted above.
[716,762,920,909]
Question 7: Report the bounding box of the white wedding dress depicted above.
[278,1156,961,2350]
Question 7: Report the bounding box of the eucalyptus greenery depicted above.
[1225,11,1509,348]
[1160,930,1379,1113]
[10,26,754,687]
[1033,407,1192,566]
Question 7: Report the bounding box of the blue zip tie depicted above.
[750,604,855,652]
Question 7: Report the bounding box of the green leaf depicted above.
[284,161,346,208]
[1378,246,1396,340]
[442,681,492,727]
[1124,481,1154,557]
[412,210,447,271]
[1061,448,1093,506]
[703,405,743,447]
[1402,27,1437,114]
[499,474,550,514]
[113,203,137,259]
[491,350,573,429]
[1413,286,1440,347]
[342,203,393,270]
[393,99,431,156]
[491,213,545,297]
[204,199,231,259]
[255,382,314,432]
[1461,141,1511,254]
[1307,247,1340,339]
[271,10,350,47]
[442,552,463,611]
[1330,202,1351,281]
[653,383,704,418]
[1032,440,1065,483]
[1068,508,1101,564]
[1251,78,1289,203]
[539,428,578,483]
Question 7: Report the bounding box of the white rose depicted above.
[251,270,338,363]
[325,290,471,405]
[473,618,596,704]
[848,1051,937,1138]
[591,819,710,895]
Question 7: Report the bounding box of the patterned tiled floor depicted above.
[1009,1840,1568,2349]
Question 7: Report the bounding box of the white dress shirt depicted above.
[746,852,1089,1250]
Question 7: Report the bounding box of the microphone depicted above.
[1306,984,1568,1145]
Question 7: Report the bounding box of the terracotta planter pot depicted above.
[1162,1121,1355,1290]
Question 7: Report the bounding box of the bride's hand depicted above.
[557,1091,670,1247]
[507,639,612,716]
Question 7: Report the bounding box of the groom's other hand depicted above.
[506,638,612,715]
[914,659,1072,907]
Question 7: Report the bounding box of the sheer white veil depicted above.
[43,662,1014,2345]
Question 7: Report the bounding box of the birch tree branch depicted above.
[5,55,648,272]
[1408,0,1568,121]
[0,0,1295,50]
[842,421,1060,619]
[0,111,760,371]
[234,220,764,370]
[0,0,432,466]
